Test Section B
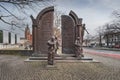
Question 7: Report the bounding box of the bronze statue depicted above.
[74,37,84,59]
[47,36,56,65]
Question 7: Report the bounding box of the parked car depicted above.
[108,45,114,48]
[114,45,120,48]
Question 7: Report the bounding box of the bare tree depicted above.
[95,26,106,47]
[91,10,120,48]
[54,8,65,40]
[0,0,54,34]
[84,34,93,47]
[101,22,120,47]
[112,9,120,19]
[111,9,120,30]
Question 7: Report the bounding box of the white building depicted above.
[0,30,21,49]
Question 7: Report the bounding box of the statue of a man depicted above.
[47,36,56,65]
[74,37,84,59]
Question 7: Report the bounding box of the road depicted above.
[84,47,120,54]
[84,48,120,68]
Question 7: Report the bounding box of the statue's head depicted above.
[51,36,55,41]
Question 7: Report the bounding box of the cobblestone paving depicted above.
[0,55,120,80]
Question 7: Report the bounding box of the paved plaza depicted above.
[0,53,120,80]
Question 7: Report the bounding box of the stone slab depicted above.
[24,58,99,63]
[45,65,58,70]
[29,57,93,60]
[32,6,54,54]
[61,15,75,54]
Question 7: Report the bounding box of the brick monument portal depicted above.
[61,15,75,54]
[30,6,85,56]
[61,10,85,55]
[31,6,54,54]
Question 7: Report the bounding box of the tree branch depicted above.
[0,4,24,20]
[0,0,46,4]
[0,17,24,31]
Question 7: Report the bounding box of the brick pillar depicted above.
[32,24,37,53]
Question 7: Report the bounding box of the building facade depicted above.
[104,32,120,48]
[25,25,32,45]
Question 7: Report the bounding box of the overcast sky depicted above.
[55,0,120,35]
[1,0,120,37]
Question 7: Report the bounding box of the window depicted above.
[8,32,11,44]
[0,30,3,43]
[15,34,17,44]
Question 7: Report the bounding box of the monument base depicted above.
[46,65,58,70]
[25,57,98,63]
[28,56,93,60]
[25,53,97,63]
[29,53,93,60]
[31,53,47,57]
